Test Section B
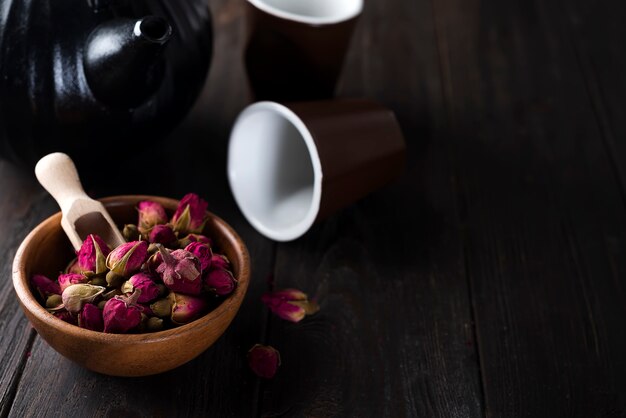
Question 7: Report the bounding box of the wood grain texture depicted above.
[433,0,626,415]
[0,162,56,416]
[259,0,484,416]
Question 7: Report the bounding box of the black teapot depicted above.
[0,0,212,166]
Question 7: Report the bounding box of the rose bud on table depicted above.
[261,289,320,323]
[170,193,208,235]
[248,344,281,379]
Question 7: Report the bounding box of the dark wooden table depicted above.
[2,0,626,416]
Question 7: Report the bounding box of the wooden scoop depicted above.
[35,152,126,251]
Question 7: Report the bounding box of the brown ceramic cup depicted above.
[244,0,363,102]
[227,99,406,241]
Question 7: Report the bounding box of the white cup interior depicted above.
[248,0,363,25]
[227,102,323,242]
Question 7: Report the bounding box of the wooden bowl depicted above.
[12,195,250,377]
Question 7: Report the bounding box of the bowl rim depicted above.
[12,195,251,344]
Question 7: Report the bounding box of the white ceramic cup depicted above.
[227,100,407,242]
[247,0,363,25]
[228,102,323,242]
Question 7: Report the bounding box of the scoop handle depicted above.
[35,152,89,213]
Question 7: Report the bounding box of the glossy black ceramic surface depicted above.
[0,0,212,166]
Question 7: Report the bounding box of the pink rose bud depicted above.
[137,201,168,234]
[103,290,143,333]
[210,254,231,271]
[145,251,163,276]
[170,193,208,235]
[261,289,320,323]
[30,274,61,297]
[106,241,149,278]
[203,268,236,296]
[184,242,213,272]
[54,310,77,325]
[149,224,177,245]
[58,273,89,292]
[62,284,106,314]
[247,344,281,379]
[65,258,81,274]
[178,233,213,248]
[168,292,208,325]
[156,245,202,295]
[76,234,111,275]
[79,303,104,332]
[121,273,161,303]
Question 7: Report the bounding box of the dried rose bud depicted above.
[54,310,77,325]
[122,224,140,241]
[146,317,163,331]
[45,294,63,310]
[203,268,236,296]
[248,344,280,379]
[168,292,208,325]
[121,273,160,303]
[177,233,212,248]
[137,201,168,234]
[139,304,154,316]
[76,234,111,275]
[58,273,88,292]
[61,284,105,314]
[31,274,61,297]
[184,242,213,272]
[149,224,177,245]
[150,298,173,318]
[210,254,230,271]
[103,290,143,333]
[170,193,208,235]
[106,241,148,278]
[145,251,163,275]
[155,245,202,295]
[261,289,320,323]
[79,303,104,332]
[65,258,81,274]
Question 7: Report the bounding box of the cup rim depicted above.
[12,195,251,344]
[247,0,363,26]
[227,101,323,242]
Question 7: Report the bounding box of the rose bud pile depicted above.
[29,193,237,334]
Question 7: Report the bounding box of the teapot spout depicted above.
[83,16,172,108]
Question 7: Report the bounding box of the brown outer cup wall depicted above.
[286,99,407,221]
[244,3,358,102]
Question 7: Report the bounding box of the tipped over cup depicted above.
[227,99,406,241]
